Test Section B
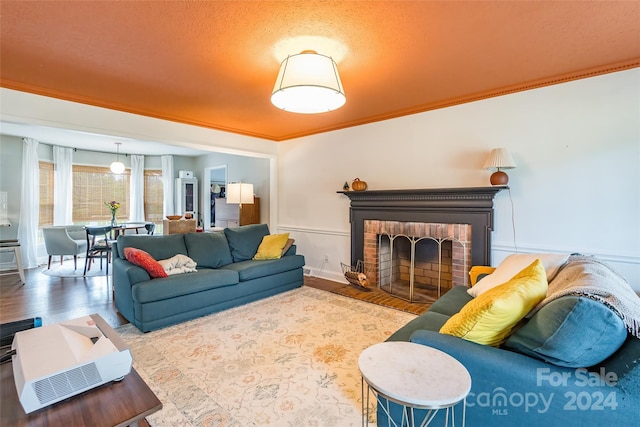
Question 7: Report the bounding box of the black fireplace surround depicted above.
[338,186,506,269]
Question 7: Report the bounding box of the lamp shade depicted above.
[226,182,254,205]
[483,148,517,170]
[271,50,346,114]
[110,161,125,174]
[110,142,125,174]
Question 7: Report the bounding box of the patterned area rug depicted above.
[116,286,416,426]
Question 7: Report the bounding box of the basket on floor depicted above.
[340,260,372,291]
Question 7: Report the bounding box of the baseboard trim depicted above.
[305,269,345,284]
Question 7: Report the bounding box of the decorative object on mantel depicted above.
[483,147,517,185]
[351,178,367,191]
[341,260,371,291]
[343,181,350,191]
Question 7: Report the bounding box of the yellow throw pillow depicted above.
[253,233,290,260]
[440,259,548,347]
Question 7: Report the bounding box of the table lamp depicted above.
[483,148,516,185]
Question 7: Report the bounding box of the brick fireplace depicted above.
[340,187,505,300]
[364,220,471,302]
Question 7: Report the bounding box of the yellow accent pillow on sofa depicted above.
[440,259,548,346]
[253,233,290,260]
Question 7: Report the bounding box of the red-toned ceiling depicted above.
[1,1,639,142]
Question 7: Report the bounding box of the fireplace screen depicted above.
[363,220,472,304]
[378,233,463,303]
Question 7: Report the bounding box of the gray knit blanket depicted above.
[530,255,640,338]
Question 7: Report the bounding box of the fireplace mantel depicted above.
[338,186,507,268]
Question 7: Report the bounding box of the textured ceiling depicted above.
[1,1,639,142]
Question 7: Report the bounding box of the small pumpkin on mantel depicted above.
[351,178,368,191]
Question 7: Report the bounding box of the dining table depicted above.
[112,222,149,238]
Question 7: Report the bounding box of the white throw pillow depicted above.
[468,253,570,297]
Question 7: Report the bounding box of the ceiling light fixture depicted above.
[271,50,346,114]
[110,142,125,174]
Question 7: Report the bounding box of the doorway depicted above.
[202,165,227,230]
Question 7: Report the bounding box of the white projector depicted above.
[11,314,133,414]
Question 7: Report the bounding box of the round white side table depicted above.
[359,341,471,427]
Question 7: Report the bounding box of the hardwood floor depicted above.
[0,265,429,330]
[305,276,430,315]
[0,265,127,328]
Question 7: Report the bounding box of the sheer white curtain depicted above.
[53,146,73,225]
[17,138,40,268]
[129,155,145,222]
[161,155,174,216]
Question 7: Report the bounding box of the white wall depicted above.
[278,69,640,291]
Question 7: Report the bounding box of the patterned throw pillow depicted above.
[124,247,168,278]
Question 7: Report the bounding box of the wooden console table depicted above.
[1,364,162,426]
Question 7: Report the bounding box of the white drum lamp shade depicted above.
[226,182,254,206]
[271,50,346,114]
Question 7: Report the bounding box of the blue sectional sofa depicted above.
[113,224,305,332]
[379,258,640,427]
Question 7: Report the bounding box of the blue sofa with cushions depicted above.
[378,255,640,427]
[113,224,305,332]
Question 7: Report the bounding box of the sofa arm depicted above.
[113,257,152,325]
[469,265,496,285]
[113,257,151,287]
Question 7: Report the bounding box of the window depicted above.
[39,163,164,226]
[144,170,163,223]
[72,165,130,223]
[39,161,54,226]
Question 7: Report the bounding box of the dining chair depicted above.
[83,225,113,277]
[145,223,156,235]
